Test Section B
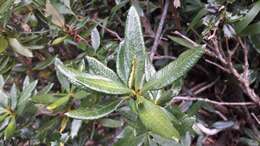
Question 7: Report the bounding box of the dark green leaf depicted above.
[235,1,260,33]
[136,96,180,141]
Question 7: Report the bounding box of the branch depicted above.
[171,96,256,106]
[150,0,169,60]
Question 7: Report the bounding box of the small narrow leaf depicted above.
[91,27,100,51]
[0,36,8,53]
[4,117,16,139]
[33,55,57,70]
[66,99,123,120]
[8,38,33,57]
[47,95,70,110]
[70,119,82,139]
[52,35,68,45]
[136,96,180,141]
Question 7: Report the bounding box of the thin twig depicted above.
[171,96,256,106]
[153,55,176,60]
[194,78,219,95]
[251,113,260,125]
[205,59,230,73]
[150,0,169,60]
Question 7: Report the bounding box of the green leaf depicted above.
[113,126,145,146]
[4,117,16,139]
[187,8,207,32]
[32,94,57,104]
[47,95,70,110]
[250,34,260,54]
[123,6,146,89]
[0,0,14,26]
[100,118,123,128]
[55,59,131,95]
[235,1,260,33]
[8,38,33,57]
[33,55,57,70]
[52,35,68,45]
[142,47,204,91]
[76,74,131,95]
[168,35,197,50]
[136,96,180,141]
[116,41,130,85]
[17,80,38,115]
[65,99,123,120]
[86,56,120,81]
[0,36,8,53]
[240,22,260,36]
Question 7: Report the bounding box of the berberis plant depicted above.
[55,6,204,143]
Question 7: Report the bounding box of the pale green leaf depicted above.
[52,35,68,45]
[76,74,131,95]
[86,56,120,81]
[142,48,203,91]
[116,41,130,85]
[124,6,146,89]
[66,99,123,120]
[55,59,131,95]
[100,118,123,128]
[91,27,100,51]
[70,119,82,139]
[8,38,33,57]
[136,96,180,141]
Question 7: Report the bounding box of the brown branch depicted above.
[150,0,169,60]
[171,96,256,106]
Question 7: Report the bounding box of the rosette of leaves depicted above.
[55,6,204,142]
[0,75,37,140]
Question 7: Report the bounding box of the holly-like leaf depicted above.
[66,99,123,120]
[136,96,180,141]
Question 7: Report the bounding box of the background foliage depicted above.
[0,0,260,146]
